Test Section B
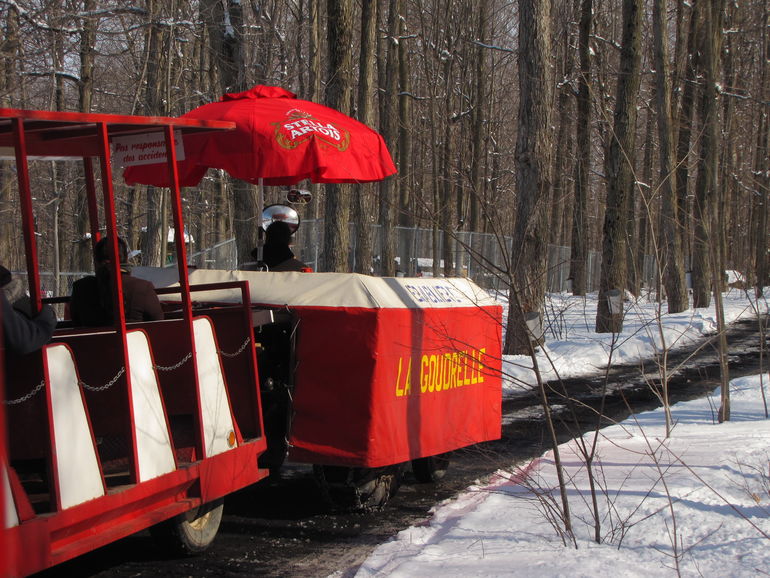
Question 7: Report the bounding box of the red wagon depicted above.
[0,109,267,576]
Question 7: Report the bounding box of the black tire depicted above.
[150,498,224,555]
[411,454,450,483]
[313,464,404,512]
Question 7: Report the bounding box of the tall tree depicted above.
[397,2,415,274]
[691,0,724,308]
[504,0,554,354]
[595,0,643,333]
[469,0,489,234]
[675,2,698,273]
[571,0,592,295]
[352,0,378,274]
[0,4,20,266]
[322,0,353,271]
[753,3,769,296]
[202,0,255,268]
[378,0,400,277]
[141,0,169,268]
[653,0,688,312]
[74,0,98,273]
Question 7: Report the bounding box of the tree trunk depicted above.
[675,2,698,273]
[570,0,592,296]
[639,100,655,298]
[352,0,377,275]
[469,0,488,235]
[322,0,353,272]
[0,4,20,266]
[691,0,723,308]
[595,0,643,333]
[504,0,554,354]
[141,4,166,267]
[378,0,400,277]
[75,0,97,272]
[397,3,414,275]
[753,4,769,295]
[654,0,688,313]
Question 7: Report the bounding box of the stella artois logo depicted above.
[274,109,350,151]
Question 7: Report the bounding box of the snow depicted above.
[354,288,770,577]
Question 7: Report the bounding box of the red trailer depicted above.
[132,267,503,508]
[0,109,268,576]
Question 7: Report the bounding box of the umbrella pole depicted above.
[256,178,265,266]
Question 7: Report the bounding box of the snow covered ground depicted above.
[354,288,770,577]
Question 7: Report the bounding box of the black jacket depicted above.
[1,266,56,355]
[70,268,164,326]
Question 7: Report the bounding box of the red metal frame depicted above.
[0,108,267,577]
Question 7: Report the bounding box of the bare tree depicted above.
[653,0,688,313]
[352,0,378,275]
[752,3,769,296]
[571,0,592,296]
[504,0,554,354]
[322,0,353,272]
[73,0,98,273]
[691,0,724,308]
[378,0,400,277]
[0,3,21,266]
[595,0,643,333]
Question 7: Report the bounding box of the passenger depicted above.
[1,265,56,354]
[243,221,312,272]
[70,237,164,326]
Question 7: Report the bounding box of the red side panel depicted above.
[288,305,503,467]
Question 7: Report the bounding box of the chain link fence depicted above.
[17,223,662,303]
[169,221,651,293]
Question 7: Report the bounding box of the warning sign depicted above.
[112,131,185,167]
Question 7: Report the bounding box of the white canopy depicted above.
[132,268,497,310]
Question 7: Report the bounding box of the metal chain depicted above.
[3,380,46,405]
[3,364,127,404]
[155,352,193,372]
[80,367,126,392]
[5,338,250,404]
[219,337,251,358]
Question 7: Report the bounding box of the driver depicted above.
[243,221,312,272]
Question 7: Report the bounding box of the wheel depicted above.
[411,453,450,483]
[313,464,404,512]
[150,498,224,555]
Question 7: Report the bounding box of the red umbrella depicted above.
[123,85,396,187]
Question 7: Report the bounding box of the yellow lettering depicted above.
[478,348,486,383]
[395,357,404,397]
[429,356,437,392]
[404,347,490,397]
[404,357,412,395]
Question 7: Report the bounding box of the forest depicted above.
[0,0,767,352]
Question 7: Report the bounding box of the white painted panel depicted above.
[192,318,236,457]
[2,464,18,528]
[126,331,176,481]
[46,344,104,509]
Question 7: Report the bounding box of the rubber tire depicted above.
[313,464,404,512]
[411,454,450,483]
[150,498,224,555]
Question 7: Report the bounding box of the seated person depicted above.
[1,265,56,354]
[242,221,311,272]
[70,237,163,326]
